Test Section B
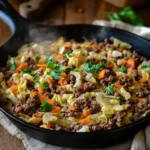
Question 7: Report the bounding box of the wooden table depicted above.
[1,0,150,150]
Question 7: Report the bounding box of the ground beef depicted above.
[5,70,14,79]
[64,46,72,53]
[113,112,126,123]
[136,83,150,98]
[26,80,34,90]
[86,46,99,53]
[118,75,133,87]
[43,92,53,99]
[74,97,101,114]
[68,122,82,132]
[24,57,37,70]
[67,74,76,84]
[100,69,116,87]
[51,123,64,131]
[13,94,40,116]
[132,51,145,66]
[86,57,99,63]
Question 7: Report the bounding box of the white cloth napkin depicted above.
[1,20,150,150]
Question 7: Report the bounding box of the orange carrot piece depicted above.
[55,54,63,59]
[30,91,37,98]
[16,63,28,71]
[139,75,147,83]
[46,121,51,128]
[36,64,46,68]
[86,42,91,47]
[40,95,55,105]
[47,77,53,84]
[98,69,106,80]
[51,106,61,113]
[121,59,127,66]
[126,58,135,72]
[69,106,76,111]
[38,87,44,95]
[58,78,67,86]
[38,57,45,64]
[47,99,55,105]
[61,72,67,78]
[82,108,90,117]
[7,80,15,87]
[114,82,122,88]
[79,116,90,125]
[137,98,144,103]
[118,47,124,52]
[10,85,18,95]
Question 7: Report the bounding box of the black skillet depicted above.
[0,0,150,148]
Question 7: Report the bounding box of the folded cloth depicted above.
[1,20,150,150]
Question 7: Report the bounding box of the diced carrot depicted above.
[30,91,37,98]
[46,121,51,128]
[114,81,122,88]
[98,69,105,80]
[118,47,124,52]
[58,78,67,86]
[16,63,28,71]
[34,112,42,118]
[63,43,71,48]
[51,106,61,113]
[126,58,135,72]
[86,42,91,47]
[82,108,90,117]
[10,85,18,95]
[47,77,53,84]
[138,75,147,83]
[40,95,55,105]
[137,98,144,103]
[79,116,90,124]
[38,57,45,64]
[38,87,44,95]
[69,106,76,111]
[121,59,127,66]
[61,72,67,78]
[6,80,15,87]
[55,54,63,59]
[36,64,46,68]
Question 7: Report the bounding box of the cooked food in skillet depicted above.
[0,37,150,132]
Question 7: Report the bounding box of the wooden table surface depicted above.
[1,0,150,150]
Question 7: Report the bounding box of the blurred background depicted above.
[1,0,150,46]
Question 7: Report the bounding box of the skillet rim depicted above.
[0,24,150,136]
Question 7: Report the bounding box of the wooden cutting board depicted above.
[19,0,53,19]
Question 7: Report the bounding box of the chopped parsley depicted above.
[119,66,127,73]
[33,73,39,82]
[45,56,53,63]
[23,67,31,74]
[65,52,73,59]
[40,101,54,112]
[142,64,150,68]
[42,82,49,90]
[10,57,16,70]
[35,56,41,62]
[65,67,73,73]
[104,84,114,95]
[84,62,105,75]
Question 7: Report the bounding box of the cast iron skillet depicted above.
[0,0,150,148]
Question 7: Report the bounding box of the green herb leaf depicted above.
[45,56,53,63]
[104,84,114,95]
[119,66,127,73]
[33,73,39,82]
[40,101,54,112]
[65,52,73,59]
[10,57,16,70]
[23,67,31,74]
[35,56,41,62]
[142,64,150,68]
[47,61,54,69]
[42,82,49,90]
[107,7,144,26]
[49,70,62,80]
[84,62,105,75]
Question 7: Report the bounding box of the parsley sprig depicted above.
[10,57,16,70]
[23,67,31,74]
[104,84,114,95]
[42,82,49,90]
[119,66,127,73]
[40,101,54,112]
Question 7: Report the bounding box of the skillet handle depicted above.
[0,0,28,34]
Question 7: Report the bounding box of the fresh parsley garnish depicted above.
[40,101,54,112]
[65,52,73,59]
[23,67,31,74]
[48,65,63,80]
[42,82,49,90]
[35,56,41,62]
[104,84,114,95]
[119,66,127,73]
[10,57,16,70]
[107,7,144,26]
[33,73,39,82]
[142,64,150,68]
[84,62,105,75]
[47,61,54,69]
[45,56,53,63]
